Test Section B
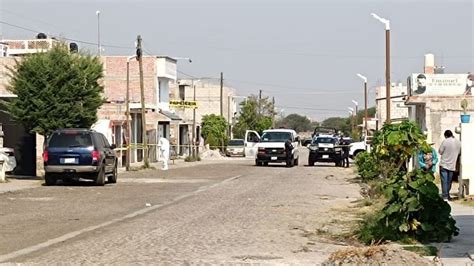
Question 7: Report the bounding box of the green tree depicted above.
[321,117,351,135]
[4,44,104,136]
[232,95,274,138]
[201,114,228,150]
[275,113,312,133]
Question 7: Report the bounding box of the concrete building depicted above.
[375,83,409,127]
[169,79,237,155]
[98,55,179,165]
[0,36,182,174]
[405,54,474,146]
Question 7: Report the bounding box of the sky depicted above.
[1,0,473,121]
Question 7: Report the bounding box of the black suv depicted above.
[307,135,342,166]
[43,129,118,186]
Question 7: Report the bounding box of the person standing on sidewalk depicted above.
[438,130,461,200]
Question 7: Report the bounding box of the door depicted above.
[244,130,260,157]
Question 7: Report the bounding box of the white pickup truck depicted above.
[244,129,300,167]
[349,135,372,159]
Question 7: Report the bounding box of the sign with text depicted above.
[169,100,198,109]
[408,73,472,96]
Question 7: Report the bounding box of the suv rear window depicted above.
[261,132,292,142]
[48,132,93,148]
[228,139,244,146]
[313,137,336,144]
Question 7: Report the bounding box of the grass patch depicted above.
[402,245,438,256]
[184,155,201,162]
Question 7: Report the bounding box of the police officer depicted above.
[285,137,294,167]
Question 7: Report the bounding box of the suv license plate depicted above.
[271,156,277,160]
[322,155,329,159]
[63,158,77,164]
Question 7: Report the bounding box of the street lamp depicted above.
[371,12,391,124]
[96,10,101,56]
[357,73,369,135]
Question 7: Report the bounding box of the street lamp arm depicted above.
[127,55,137,62]
[371,12,390,30]
[356,73,367,83]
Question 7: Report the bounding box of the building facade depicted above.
[375,83,409,127]
[169,79,237,155]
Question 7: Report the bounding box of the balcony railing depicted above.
[1,39,59,55]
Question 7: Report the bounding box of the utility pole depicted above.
[220,72,224,117]
[96,10,101,56]
[258,89,262,117]
[125,58,131,171]
[227,95,231,137]
[364,81,368,135]
[137,35,149,168]
[385,28,391,124]
[272,97,275,128]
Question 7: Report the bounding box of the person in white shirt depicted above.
[159,137,170,170]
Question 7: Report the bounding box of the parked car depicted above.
[308,135,342,166]
[43,128,118,186]
[225,139,245,157]
[0,147,17,173]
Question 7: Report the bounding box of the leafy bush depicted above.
[359,170,458,243]
[358,121,458,244]
[355,152,380,181]
[201,114,228,150]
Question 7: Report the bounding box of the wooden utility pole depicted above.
[137,35,149,168]
[258,89,262,117]
[220,72,224,117]
[272,97,275,128]
[125,59,131,171]
[385,28,391,124]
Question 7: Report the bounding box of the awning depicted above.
[160,110,182,121]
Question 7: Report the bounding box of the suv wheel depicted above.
[255,160,263,166]
[308,159,314,166]
[108,163,118,184]
[294,157,299,166]
[95,165,106,186]
[44,173,56,186]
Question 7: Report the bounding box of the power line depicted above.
[275,105,347,112]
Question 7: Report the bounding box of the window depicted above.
[48,132,93,147]
[179,85,186,101]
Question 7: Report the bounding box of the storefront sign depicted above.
[408,73,472,96]
[169,100,197,108]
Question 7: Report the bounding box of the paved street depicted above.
[0,149,362,264]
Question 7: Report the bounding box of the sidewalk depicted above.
[0,157,241,194]
[0,176,42,194]
[437,201,474,265]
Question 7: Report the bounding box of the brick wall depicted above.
[102,56,157,104]
[0,57,18,96]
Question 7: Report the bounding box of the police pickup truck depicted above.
[244,129,300,167]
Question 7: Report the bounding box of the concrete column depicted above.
[461,123,474,196]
